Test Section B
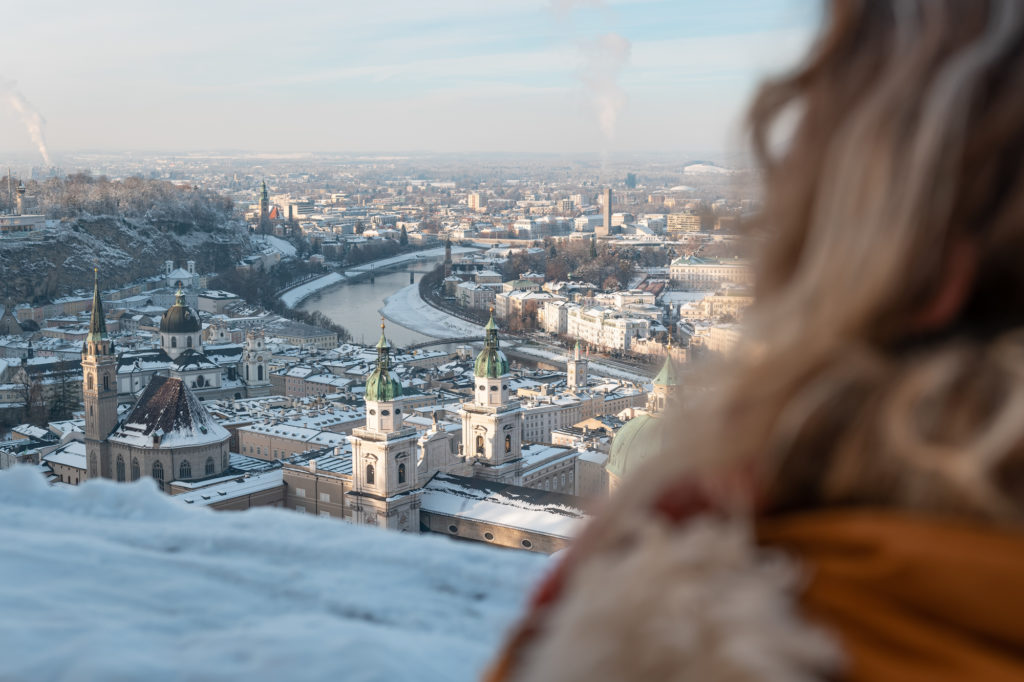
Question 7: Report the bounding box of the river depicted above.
[298,258,442,346]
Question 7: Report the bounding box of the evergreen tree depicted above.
[399,225,409,246]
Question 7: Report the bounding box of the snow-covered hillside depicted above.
[0,467,546,682]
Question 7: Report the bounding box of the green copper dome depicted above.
[606,414,667,479]
[653,354,678,388]
[474,312,509,378]
[160,287,201,334]
[365,324,403,402]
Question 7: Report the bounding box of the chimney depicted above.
[308,459,317,472]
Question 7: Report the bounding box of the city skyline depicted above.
[2,0,815,160]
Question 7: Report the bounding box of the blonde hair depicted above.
[587,0,1024,554]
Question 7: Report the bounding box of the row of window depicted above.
[446,523,533,549]
[113,455,218,482]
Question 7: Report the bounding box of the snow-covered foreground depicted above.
[382,283,483,339]
[0,467,545,682]
[279,272,345,308]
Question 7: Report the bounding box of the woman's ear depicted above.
[910,238,977,333]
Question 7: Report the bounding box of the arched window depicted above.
[205,457,215,476]
[87,374,94,390]
[245,365,250,380]
[116,455,125,482]
[187,336,193,348]
[171,337,177,348]
[475,435,484,454]
[196,375,205,388]
[103,374,109,391]
[366,464,375,485]
[179,459,192,479]
[131,458,140,481]
[257,365,264,381]
[505,435,511,453]
[398,463,406,484]
[152,460,164,480]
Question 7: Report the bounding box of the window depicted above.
[490,385,497,391]
[256,447,261,455]
[152,461,164,481]
[171,337,177,348]
[258,365,264,381]
[179,460,192,479]
[505,435,511,453]
[521,539,533,549]
[295,487,306,498]
[116,455,125,482]
[103,375,109,391]
[475,435,484,454]
[89,453,97,474]
[196,375,205,388]
[448,525,458,534]
[394,408,401,414]
[366,464,375,485]
[477,384,485,391]
[319,492,330,502]
[398,463,406,484]
[131,458,140,481]
[245,365,250,380]
[484,532,494,541]
[205,457,215,476]
[187,336,193,348]
[87,375,94,390]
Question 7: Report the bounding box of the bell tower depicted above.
[82,269,119,479]
[258,180,271,233]
[567,340,588,390]
[461,311,523,484]
[242,328,271,396]
[348,323,422,530]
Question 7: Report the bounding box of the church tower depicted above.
[566,340,588,390]
[83,269,119,479]
[649,351,679,413]
[242,328,271,397]
[461,311,523,484]
[258,180,271,233]
[348,323,421,530]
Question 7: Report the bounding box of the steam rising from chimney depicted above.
[580,33,631,142]
[549,1,632,145]
[1,79,52,166]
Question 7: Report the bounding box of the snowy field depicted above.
[382,283,483,338]
[253,234,298,257]
[0,467,545,682]
[279,272,345,308]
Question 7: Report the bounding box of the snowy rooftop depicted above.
[421,473,588,540]
[0,467,543,682]
[109,375,230,449]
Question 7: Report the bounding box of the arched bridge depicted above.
[402,336,483,351]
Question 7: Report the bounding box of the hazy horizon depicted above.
[2,0,816,163]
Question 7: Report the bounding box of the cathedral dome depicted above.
[160,289,201,334]
[365,326,403,402]
[474,314,509,378]
[605,414,668,480]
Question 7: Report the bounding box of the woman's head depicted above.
[750,0,1024,349]
[590,1,1024,544]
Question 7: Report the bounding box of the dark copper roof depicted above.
[160,288,201,334]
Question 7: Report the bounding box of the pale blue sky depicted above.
[1,0,818,158]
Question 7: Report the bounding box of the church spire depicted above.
[87,268,108,344]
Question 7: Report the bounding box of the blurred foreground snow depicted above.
[0,467,545,682]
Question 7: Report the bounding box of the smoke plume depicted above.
[1,79,52,166]
[579,33,631,142]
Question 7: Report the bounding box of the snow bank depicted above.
[382,283,483,338]
[0,467,544,682]
[280,272,345,308]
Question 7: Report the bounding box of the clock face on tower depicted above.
[256,356,263,362]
